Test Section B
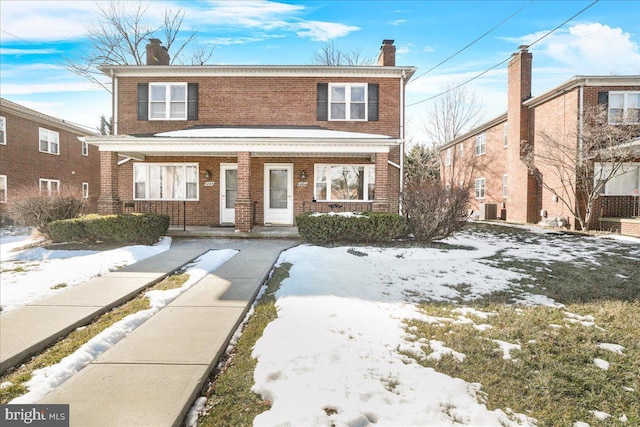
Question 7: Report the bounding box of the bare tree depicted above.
[98,115,113,135]
[66,1,212,92]
[312,41,374,66]
[423,84,484,146]
[524,105,639,231]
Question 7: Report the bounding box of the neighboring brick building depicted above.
[86,39,416,232]
[0,98,100,224]
[440,47,640,234]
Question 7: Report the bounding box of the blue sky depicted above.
[1,0,639,142]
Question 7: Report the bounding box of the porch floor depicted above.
[167,225,301,239]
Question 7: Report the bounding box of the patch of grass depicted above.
[51,283,67,290]
[1,266,28,273]
[347,248,368,257]
[0,273,188,403]
[198,263,292,427]
[405,301,640,427]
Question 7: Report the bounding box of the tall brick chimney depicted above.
[146,38,170,65]
[377,39,396,66]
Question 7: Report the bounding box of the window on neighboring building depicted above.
[445,148,452,166]
[0,116,6,145]
[39,128,59,154]
[314,164,375,201]
[503,123,508,148]
[475,178,485,199]
[82,140,89,156]
[329,84,367,121]
[82,182,89,199]
[133,163,198,200]
[475,133,486,156]
[39,179,60,195]
[458,142,464,157]
[149,83,188,120]
[595,163,640,195]
[0,175,7,203]
[502,174,508,198]
[608,92,640,124]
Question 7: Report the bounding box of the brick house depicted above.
[439,47,640,235]
[0,98,100,224]
[85,39,416,232]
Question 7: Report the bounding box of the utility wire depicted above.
[410,0,534,83]
[407,0,600,108]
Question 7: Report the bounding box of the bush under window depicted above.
[296,211,406,245]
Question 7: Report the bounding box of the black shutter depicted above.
[317,83,328,121]
[187,83,199,121]
[137,83,148,121]
[597,91,609,106]
[368,83,379,121]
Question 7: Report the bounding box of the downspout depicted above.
[399,70,406,214]
[112,69,118,136]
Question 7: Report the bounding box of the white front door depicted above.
[264,164,293,225]
[220,163,237,224]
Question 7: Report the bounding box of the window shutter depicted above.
[137,83,149,121]
[368,83,379,121]
[188,83,199,121]
[598,91,609,106]
[317,83,328,121]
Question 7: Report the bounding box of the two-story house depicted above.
[0,98,100,225]
[85,39,416,232]
[440,47,640,235]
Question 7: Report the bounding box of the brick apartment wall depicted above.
[0,110,100,220]
[115,76,402,138]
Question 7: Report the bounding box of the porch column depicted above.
[372,152,390,212]
[97,151,122,214]
[235,151,253,232]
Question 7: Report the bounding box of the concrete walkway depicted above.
[38,238,298,427]
[0,239,211,374]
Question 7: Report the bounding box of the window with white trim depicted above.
[458,142,464,157]
[503,123,508,148]
[133,163,198,200]
[502,174,508,198]
[595,162,640,195]
[0,116,6,145]
[475,178,485,199]
[39,179,60,195]
[329,84,367,121]
[82,182,89,199]
[39,128,59,154]
[445,148,452,166]
[0,175,6,203]
[149,83,188,120]
[314,164,375,201]
[475,133,486,156]
[82,140,89,156]
[608,92,640,124]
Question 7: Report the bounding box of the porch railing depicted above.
[302,201,373,214]
[595,195,640,218]
[122,200,187,230]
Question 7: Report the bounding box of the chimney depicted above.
[377,39,396,66]
[146,38,170,65]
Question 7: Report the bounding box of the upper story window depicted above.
[608,92,640,124]
[0,116,6,145]
[458,142,464,157]
[502,174,508,198]
[475,133,486,156]
[475,178,485,199]
[149,83,187,120]
[329,84,367,121]
[39,178,60,195]
[39,128,59,155]
[314,164,375,202]
[82,140,89,156]
[134,163,198,201]
[0,175,6,203]
[445,148,452,166]
[503,123,508,148]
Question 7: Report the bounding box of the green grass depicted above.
[0,273,189,403]
[197,264,292,427]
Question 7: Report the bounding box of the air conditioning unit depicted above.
[479,203,498,220]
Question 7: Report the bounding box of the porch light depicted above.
[299,170,307,180]
[204,169,212,179]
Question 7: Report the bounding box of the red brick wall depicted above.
[0,110,100,218]
[115,76,401,138]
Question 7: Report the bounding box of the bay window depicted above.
[315,165,375,201]
[134,163,198,200]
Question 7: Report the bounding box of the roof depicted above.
[0,97,98,136]
[98,64,417,81]
[439,113,507,150]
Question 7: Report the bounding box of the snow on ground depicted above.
[0,233,171,312]
[597,343,625,354]
[249,227,638,426]
[11,249,237,404]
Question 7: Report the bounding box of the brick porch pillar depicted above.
[235,151,253,232]
[372,152,390,212]
[97,151,122,214]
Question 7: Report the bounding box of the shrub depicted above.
[402,181,470,242]
[49,213,170,245]
[5,185,86,238]
[296,211,406,245]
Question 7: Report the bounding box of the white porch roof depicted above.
[85,127,401,160]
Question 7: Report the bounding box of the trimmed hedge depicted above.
[49,213,170,245]
[296,211,407,245]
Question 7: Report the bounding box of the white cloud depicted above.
[0,48,61,55]
[1,82,103,95]
[423,46,435,53]
[388,19,407,26]
[295,21,360,42]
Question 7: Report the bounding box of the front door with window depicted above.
[264,164,293,225]
[220,164,237,224]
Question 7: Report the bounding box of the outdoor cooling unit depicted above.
[479,203,498,220]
